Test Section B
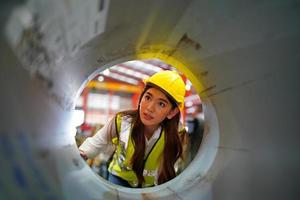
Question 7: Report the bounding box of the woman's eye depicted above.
[159,102,166,108]
[144,95,151,100]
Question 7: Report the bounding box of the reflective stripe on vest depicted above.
[108,114,165,187]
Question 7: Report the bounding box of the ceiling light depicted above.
[102,69,110,76]
[97,76,104,82]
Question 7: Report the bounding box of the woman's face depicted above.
[139,87,178,129]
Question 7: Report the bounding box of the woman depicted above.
[79,70,188,188]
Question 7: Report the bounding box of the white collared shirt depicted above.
[144,127,162,158]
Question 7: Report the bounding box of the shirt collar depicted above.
[145,126,161,142]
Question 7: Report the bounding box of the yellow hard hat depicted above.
[144,70,186,109]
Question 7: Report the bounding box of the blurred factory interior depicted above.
[0,0,299,199]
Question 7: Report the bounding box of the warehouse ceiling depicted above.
[97,59,172,85]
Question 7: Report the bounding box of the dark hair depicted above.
[118,84,183,185]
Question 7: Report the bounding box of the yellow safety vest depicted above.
[108,114,165,187]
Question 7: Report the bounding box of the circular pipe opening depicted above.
[71,57,220,197]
